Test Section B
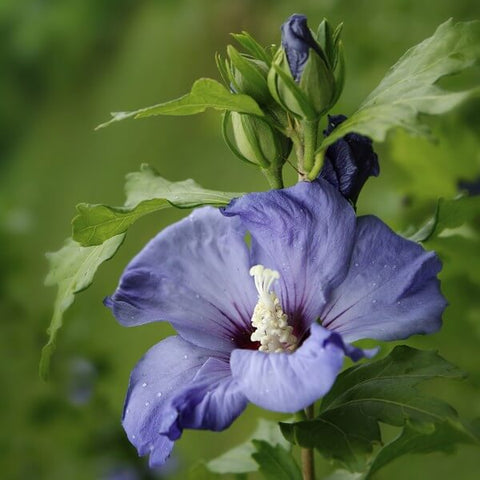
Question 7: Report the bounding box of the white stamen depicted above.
[249,265,298,353]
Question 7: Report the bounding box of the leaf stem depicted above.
[301,404,315,480]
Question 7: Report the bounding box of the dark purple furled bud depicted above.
[281,14,325,82]
[319,114,380,205]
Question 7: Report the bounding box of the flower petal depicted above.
[320,114,379,205]
[106,207,257,353]
[230,323,360,413]
[281,14,324,82]
[166,357,247,438]
[122,336,222,467]
[322,215,447,342]
[223,180,356,335]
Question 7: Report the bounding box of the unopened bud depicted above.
[268,14,336,119]
[319,114,380,205]
[228,112,292,167]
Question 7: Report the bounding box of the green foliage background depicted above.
[0,0,479,479]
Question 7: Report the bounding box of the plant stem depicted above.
[301,404,315,480]
[302,119,319,177]
[261,165,284,189]
[307,148,326,181]
[289,130,305,181]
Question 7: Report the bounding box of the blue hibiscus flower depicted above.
[106,179,446,466]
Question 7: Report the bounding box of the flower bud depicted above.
[268,14,336,119]
[226,45,272,105]
[319,114,380,204]
[228,112,292,167]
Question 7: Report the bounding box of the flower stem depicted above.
[301,404,315,480]
[307,148,325,181]
[261,165,284,189]
[302,119,319,178]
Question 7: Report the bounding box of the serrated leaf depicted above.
[96,78,264,129]
[40,235,125,379]
[317,19,480,152]
[252,440,302,480]
[366,419,480,478]
[72,164,243,246]
[280,346,465,472]
[207,419,290,475]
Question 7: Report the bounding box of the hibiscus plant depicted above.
[42,13,480,480]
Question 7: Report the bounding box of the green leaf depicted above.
[366,419,480,478]
[40,235,125,379]
[317,19,480,151]
[280,346,465,472]
[252,440,302,480]
[425,195,480,239]
[407,193,480,243]
[422,195,480,285]
[207,419,290,475]
[96,78,264,129]
[72,164,243,246]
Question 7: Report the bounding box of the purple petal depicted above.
[320,114,380,205]
[230,323,368,413]
[322,215,447,342]
[281,14,324,82]
[122,336,223,467]
[166,357,247,438]
[106,207,257,353]
[223,180,356,336]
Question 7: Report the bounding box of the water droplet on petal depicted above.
[157,392,162,397]
[184,355,188,359]
[145,401,150,407]
[372,299,377,304]
[141,382,147,388]
[354,263,359,267]
[132,435,136,440]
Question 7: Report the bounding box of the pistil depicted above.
[249,265,298,353]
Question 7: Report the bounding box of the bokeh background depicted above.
[1,0,480,479]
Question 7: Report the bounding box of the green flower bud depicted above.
[226,45,272,105]
[225,112,292,167]
[268,14,337,119]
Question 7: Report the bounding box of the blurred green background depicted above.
[1,0,480,479]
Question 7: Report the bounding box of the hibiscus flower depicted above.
[105,179,446,466]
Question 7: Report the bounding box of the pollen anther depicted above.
[249,265,297,353]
